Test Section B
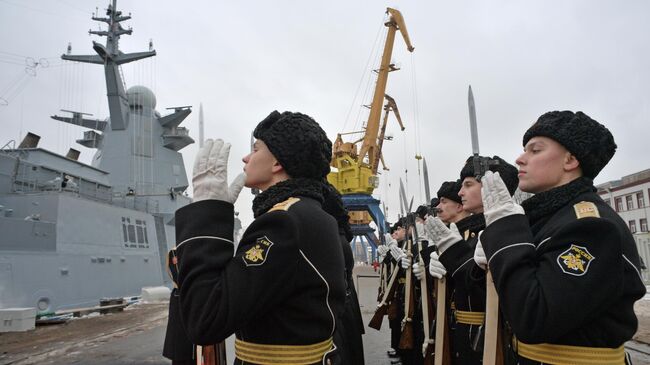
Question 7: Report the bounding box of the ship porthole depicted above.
[37,297,51,311]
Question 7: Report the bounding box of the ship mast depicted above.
[57,0,156,130]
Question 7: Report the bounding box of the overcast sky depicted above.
[1,0,649,227]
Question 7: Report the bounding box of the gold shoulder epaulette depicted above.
[573,201,600,219]
[269,197,301,213]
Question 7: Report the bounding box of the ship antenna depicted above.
[57,0,156,131]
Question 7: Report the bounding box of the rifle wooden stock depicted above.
[399,238,414,350]
[368,302,388,330]
[387,294,399,321]
[434,277,451,365]
[196,342,227,365]
[399,319,414,350]
[482,270,503,365]
[368,263,401,330]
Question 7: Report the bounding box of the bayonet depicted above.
[399,178,408,216]
[468,85,480,156]
[467,85,496,181]
[422,157,431,203]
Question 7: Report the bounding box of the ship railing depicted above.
[0,140,16,152]
[111,193,160,213]
[11,163,113,203]
[0,140,20,159]
[10,160,167,214]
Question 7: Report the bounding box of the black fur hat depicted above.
[415,205,429,220]
[436,180,462,204]
[460,155,519,196]
[391,217,406,233]
[522,111,616,179]
[253,111,332,180]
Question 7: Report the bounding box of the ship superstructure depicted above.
[0,0,193,311]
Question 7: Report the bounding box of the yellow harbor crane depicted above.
[328,8,414,244]
[328,7,414,196]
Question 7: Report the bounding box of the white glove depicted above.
[474,237,487,270]
[412,262,425,281]
[385,233,398,248]
[400,254,412,269]
[481,171,524,226]
[389,245,406,263]
[193,139,246,204]
[422,340,434,358]
[424,218,462,254]
[377,245,389,256]
[415,221,427,242]
[428,252,447,279]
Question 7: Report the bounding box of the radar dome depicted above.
[127,85,156,109]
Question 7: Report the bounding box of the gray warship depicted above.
[0,0,193,312]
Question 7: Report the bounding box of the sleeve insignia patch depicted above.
[573,201,600,219]
[243,236,274,267]
[557,244,595,276]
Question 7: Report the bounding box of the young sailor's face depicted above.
[436,197,463,224]
[516,136,573,194]
[242,140,277,191]
[459,177,483,214]
[392,227,405,241]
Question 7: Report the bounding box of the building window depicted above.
[629,220,637,233]
[641,219,648,232]
[615,197,623,212]
[638,192,645,208]
[626,195,634,210]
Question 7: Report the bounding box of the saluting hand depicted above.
[377,245,389,262]
[400,254,412,270]
[390,245,406,263]
[192,139,246,204]
[423,217,462,254]
[481,171,524,226]
[415,221,428,242]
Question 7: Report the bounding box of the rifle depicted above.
[377,260,387,302]
[468,85,503,365]
[419,240,435,364]
[368,262,401,330]
[387,263,399,321]
[196,342,227,365]
[433,275,451,365]
[398,216,415,350]
[481,270,504,365]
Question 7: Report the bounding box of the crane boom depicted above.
[328,8,413,196]
[357,8,414,171]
